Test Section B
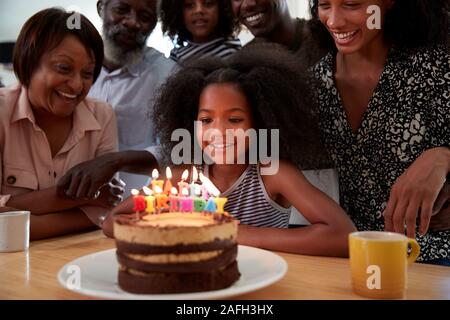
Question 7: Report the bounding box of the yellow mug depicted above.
[349,231,420,299]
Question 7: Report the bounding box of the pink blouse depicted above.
[0,84,118,225]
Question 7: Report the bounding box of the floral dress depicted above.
[313,45,450,262]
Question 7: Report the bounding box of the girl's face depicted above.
[183,0,220,43]
[28,34,95,118]
[197,83,254,165]
[318,0,393,54]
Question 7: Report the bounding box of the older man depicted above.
[232,0,328,67]
[58,0,177,199]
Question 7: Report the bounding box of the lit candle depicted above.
[214,197,228,214]
[190,167,201,196]
[199,173,227,214]
[142,186,155,214]
[163,167,173,195]
[193,185,207,212]
[205,197,217,213]
[154,185,169,213]
[181,188,194,212]
[178,169,190,194]
[151,169,164,193]
[131,189,146,219]
[169,187,180,212]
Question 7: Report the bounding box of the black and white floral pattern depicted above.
[313,46,450,262]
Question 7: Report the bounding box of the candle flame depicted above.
[143,186,153,196]
[181,169,189,181]
[152,169,159,180]
[166,167,172,180]
[192,166,198,182]
[199,173,221,197]
[131,189,140,196]
[154,185,163,194]
[182,188,189,196]
[171,187,178,195]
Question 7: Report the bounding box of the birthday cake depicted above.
[114,167,240,294]
[114,212,240,294]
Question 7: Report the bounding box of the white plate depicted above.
[57,245,287,300]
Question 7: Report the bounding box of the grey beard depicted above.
[102,27,146,68]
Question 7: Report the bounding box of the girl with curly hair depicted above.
[311,0,450,264]
[104,45,356,256]
[160,0,241,63]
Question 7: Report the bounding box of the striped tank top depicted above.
[203,164,291,228]
[170,37,241,63]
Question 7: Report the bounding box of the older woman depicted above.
[311,0,449,264]
[0,8,123,240]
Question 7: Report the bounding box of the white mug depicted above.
[0,211,30,252]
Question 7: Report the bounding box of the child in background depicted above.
[105,45,356,257]
[160,0,241,63]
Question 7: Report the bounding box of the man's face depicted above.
[231,0,286,37]
[99,0,157,51]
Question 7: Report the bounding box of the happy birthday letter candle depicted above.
[142,186,155,214]
[131,189,146,219]
[181,188,194,212]
[178,169,190,194]
[169,187,180,212]
[154,185,169,213]
[193,185,207,212]
[163,167,173,195]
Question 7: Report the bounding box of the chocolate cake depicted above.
[114,212,241,294]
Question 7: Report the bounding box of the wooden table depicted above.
[0,231,449,300]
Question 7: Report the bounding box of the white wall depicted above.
[0,0,310,56]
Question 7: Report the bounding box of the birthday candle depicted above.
[154,185,169,212]
[193,185,207,212]
[163,167,173,195]
[131,189,146,219]
[181,188,194,212]
[151,169,164,193]
[142,186,155,214]
[199,173,228,214]
[169,187,180,212]
[190,167,201,196]
[178,169,190,194]
[214,197,228,214]
[205,197,217,212]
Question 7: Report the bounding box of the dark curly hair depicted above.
[160,0,239,46]
[310,0,449,50]
[153,43,330,169]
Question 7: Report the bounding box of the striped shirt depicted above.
[170,37,241,64]
[203,164,291,228]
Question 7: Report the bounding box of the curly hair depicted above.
[153,43,330,169]
[160,0,239,46]
[310,0,449,50]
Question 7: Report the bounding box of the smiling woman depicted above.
[0,8,123,240]
[310,0,450,264]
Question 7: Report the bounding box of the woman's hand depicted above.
[57,153,122,200]
[384,147,450,238]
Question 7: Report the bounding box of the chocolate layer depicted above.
[116,245,238,273]
[115,238,235,254]
[118,261,241,294]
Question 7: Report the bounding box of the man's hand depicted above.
[384,147,450,238]
[57,153,121,200]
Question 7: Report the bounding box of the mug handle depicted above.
[407,239,420,265]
